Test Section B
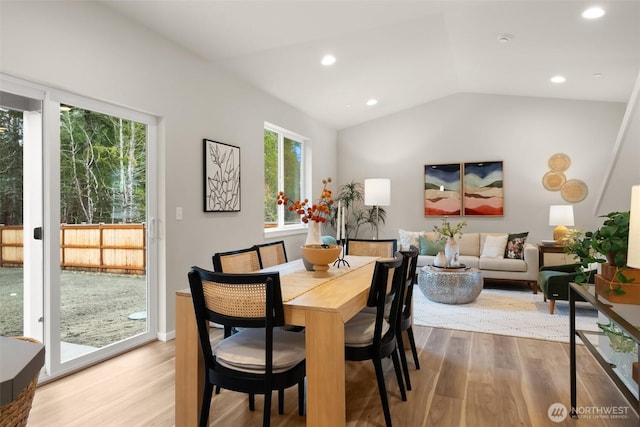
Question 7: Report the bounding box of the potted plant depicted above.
[333,180,387,238]
[565,211,638,299]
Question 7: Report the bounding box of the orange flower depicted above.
[277,177,334,223]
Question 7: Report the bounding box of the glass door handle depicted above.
[34,226,43,240]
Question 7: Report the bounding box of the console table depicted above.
[569,283,639,418]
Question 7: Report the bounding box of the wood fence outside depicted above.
[0,224,146,274]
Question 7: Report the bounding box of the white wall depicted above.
[0,1,337,336]
[337,92,638,243]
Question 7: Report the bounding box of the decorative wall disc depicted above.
[542,171,566,191]
[561,179,588,203]
[548,153,571,172]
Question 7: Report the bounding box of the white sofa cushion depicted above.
[458,233,480,257]
[480,234,508,258]
[480,257,528,272]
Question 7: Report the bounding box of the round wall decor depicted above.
[548,153,571,172]
[542,171,566,191]
[561,179,588,203]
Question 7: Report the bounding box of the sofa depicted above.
[398,229,540,293]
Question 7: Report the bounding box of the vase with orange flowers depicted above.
[277,177,334,246]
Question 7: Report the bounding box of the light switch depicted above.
[176,206,183,221]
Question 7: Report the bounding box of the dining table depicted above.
[174,255,379,427]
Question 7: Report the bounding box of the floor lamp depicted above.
[364,178,390,240]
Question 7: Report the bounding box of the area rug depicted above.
[412,286,600,342]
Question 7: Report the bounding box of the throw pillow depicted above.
[505,232,529,260]
[480,234,508,258]
[398,229,423,249]
[419,235,445,256]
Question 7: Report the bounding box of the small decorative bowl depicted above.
[300,244,342,277]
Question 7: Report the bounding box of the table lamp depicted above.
[627,185,640,269]
[364,178,390,240]
[549,205,574,241]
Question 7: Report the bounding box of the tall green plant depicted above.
[333,180,387,238]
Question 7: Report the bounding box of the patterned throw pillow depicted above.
[505,232,529,259]
[398,229,424,248]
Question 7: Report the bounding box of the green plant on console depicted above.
[564,211,633,294]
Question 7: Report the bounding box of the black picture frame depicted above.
[203,139,240,212]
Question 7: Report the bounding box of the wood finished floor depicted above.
[28,326,639,427]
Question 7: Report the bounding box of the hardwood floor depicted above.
[28,326,638,426]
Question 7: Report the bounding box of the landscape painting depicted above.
[424,163,462,216]
[463,161,504,216]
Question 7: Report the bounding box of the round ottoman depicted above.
[418,266,484,304]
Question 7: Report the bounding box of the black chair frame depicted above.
[188,266,305,427]
[397,245,420,391]
[345,257,407,427]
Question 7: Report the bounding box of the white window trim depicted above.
[264,122,312,237]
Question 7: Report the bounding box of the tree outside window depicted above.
[264,124,307,230]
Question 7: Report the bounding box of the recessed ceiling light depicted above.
[497,33,514,43]
[593,73,604,78]
[366,99,378,107]
[321,55,336,66]
[582,7,605,19]
[550,75,566,84]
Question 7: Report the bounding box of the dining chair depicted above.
[187,266,306,427]
[396,245,420,391]
[255,240,288,269]
[349,238,398,319]
[212,246,262,273]
[346,238,397,258]
[344,257,407,427]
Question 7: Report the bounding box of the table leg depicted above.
[305,309,346,427]
[175,293,204,427]
[569,287,578,419]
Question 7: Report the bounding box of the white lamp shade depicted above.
[627,185,640,269]
[364,178,391,206]
[548,205,575,226]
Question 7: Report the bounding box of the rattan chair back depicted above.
[212,247,261,273]
[255,241,288,269]
[346,238,397,258]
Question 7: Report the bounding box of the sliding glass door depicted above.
[0,75,158,380]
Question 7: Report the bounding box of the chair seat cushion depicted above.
[213,328,305,373]
[344,312,389,347]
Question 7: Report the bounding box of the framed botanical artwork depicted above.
[203,139,240,212]
[463,161,503,216]
[424,163,462,216]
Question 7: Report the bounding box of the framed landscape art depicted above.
[463,161,504,216]
[424,163,462,216]
[203,139,240,212]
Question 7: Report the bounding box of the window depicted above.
[264,123,309,231]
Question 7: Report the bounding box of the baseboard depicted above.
[158,330,175,341]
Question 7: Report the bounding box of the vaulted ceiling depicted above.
[103,1,640,130]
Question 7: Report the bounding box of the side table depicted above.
[417,266,483,304]
[538,243,568,268]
